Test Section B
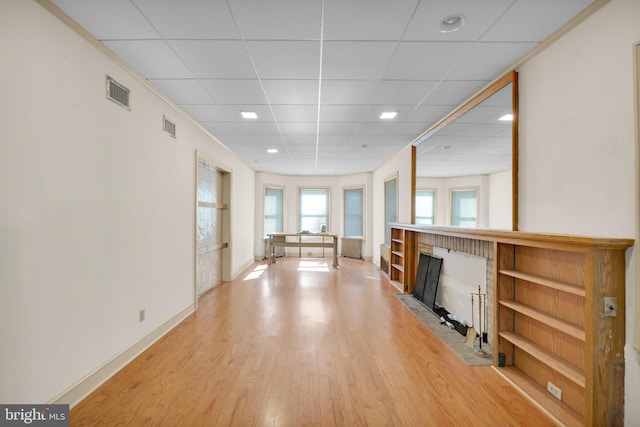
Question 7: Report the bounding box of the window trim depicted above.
[263,185,285,238]
[384,174,398,246]
[297,186,331,234]
[343,185,365,239]
[415,188,436,225]
[449,187,479,227]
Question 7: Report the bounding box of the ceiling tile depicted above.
[319,105,366,122]
[384,42,474,80]
[321,80,377,105]
[133,0,239,39]
[278,122,317,135]
[319,122,361,135]
[103,40,192,79]
[271,105,319,123]
[229,0,322,40]
[368,80,439,106]
[169,40,257,79]
[234,121,281,135]
[261,80,319,104]
[247,41,320,79]
[323,0,419,40]
[322,42,398,79]
[52,0,159,39]
[200,79,267,105]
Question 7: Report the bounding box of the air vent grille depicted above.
[106,75,130,109]
[163,116,176,138]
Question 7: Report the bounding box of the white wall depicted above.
[0,0,255,405]
[432,247,486,327]
[372,147,413,266]
[517,0,640,424]
[254,172,374,260]
[488,169,512,229]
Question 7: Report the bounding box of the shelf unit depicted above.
[495,240,630,427]
[389,227,415,293]
[388,224,632,427]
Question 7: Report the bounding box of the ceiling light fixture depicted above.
[499,114,514,121]
[380,112,397,119]
[267,148,278,154]
[241,111,258,119]
[440,14,465,33]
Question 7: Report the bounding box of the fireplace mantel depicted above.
[391,223,633,250]
[389,223,633,427]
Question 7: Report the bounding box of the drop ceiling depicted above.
[50,0,596,176]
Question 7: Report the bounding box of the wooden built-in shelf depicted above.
[389,228,416,294]
[390,223,633,426]
[499,269,585,297]
[499,300,585,341]
[499,331,585,388]
[496,366,583,427]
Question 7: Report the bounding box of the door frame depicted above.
[195,150,232,309]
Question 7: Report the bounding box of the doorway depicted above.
[195,152,230,303]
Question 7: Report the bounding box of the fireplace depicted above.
[416,234,494,354]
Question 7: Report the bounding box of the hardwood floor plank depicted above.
[71,258,556,426]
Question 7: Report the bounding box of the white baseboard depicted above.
[50,302,195,408]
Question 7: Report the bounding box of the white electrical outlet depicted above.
[139,309,145,322]
[547,381,562,400]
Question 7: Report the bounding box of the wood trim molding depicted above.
[410,145,416,225]
[411,70,518,231]
[634,42,640,356]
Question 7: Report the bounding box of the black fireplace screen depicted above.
[413,252,442,310]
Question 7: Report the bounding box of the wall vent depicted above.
[163,116,176,138]
[106,75,130,110]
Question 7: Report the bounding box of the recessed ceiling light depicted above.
[380,112,397,119]
[440,14,465,33]
[267,148,278,154]
[499,114,514,121]
[241,111,258,119]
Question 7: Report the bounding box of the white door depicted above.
[196,160,223,296]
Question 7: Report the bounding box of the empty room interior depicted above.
[2,0,640,425]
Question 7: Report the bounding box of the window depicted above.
[264,186,284,236]
[415,189,435,225]
[450,188,477,226]
[384,176,397,245]
[299,188,330,233]
[344,187,364,237]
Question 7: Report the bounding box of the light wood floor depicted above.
[71,258,555,426]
